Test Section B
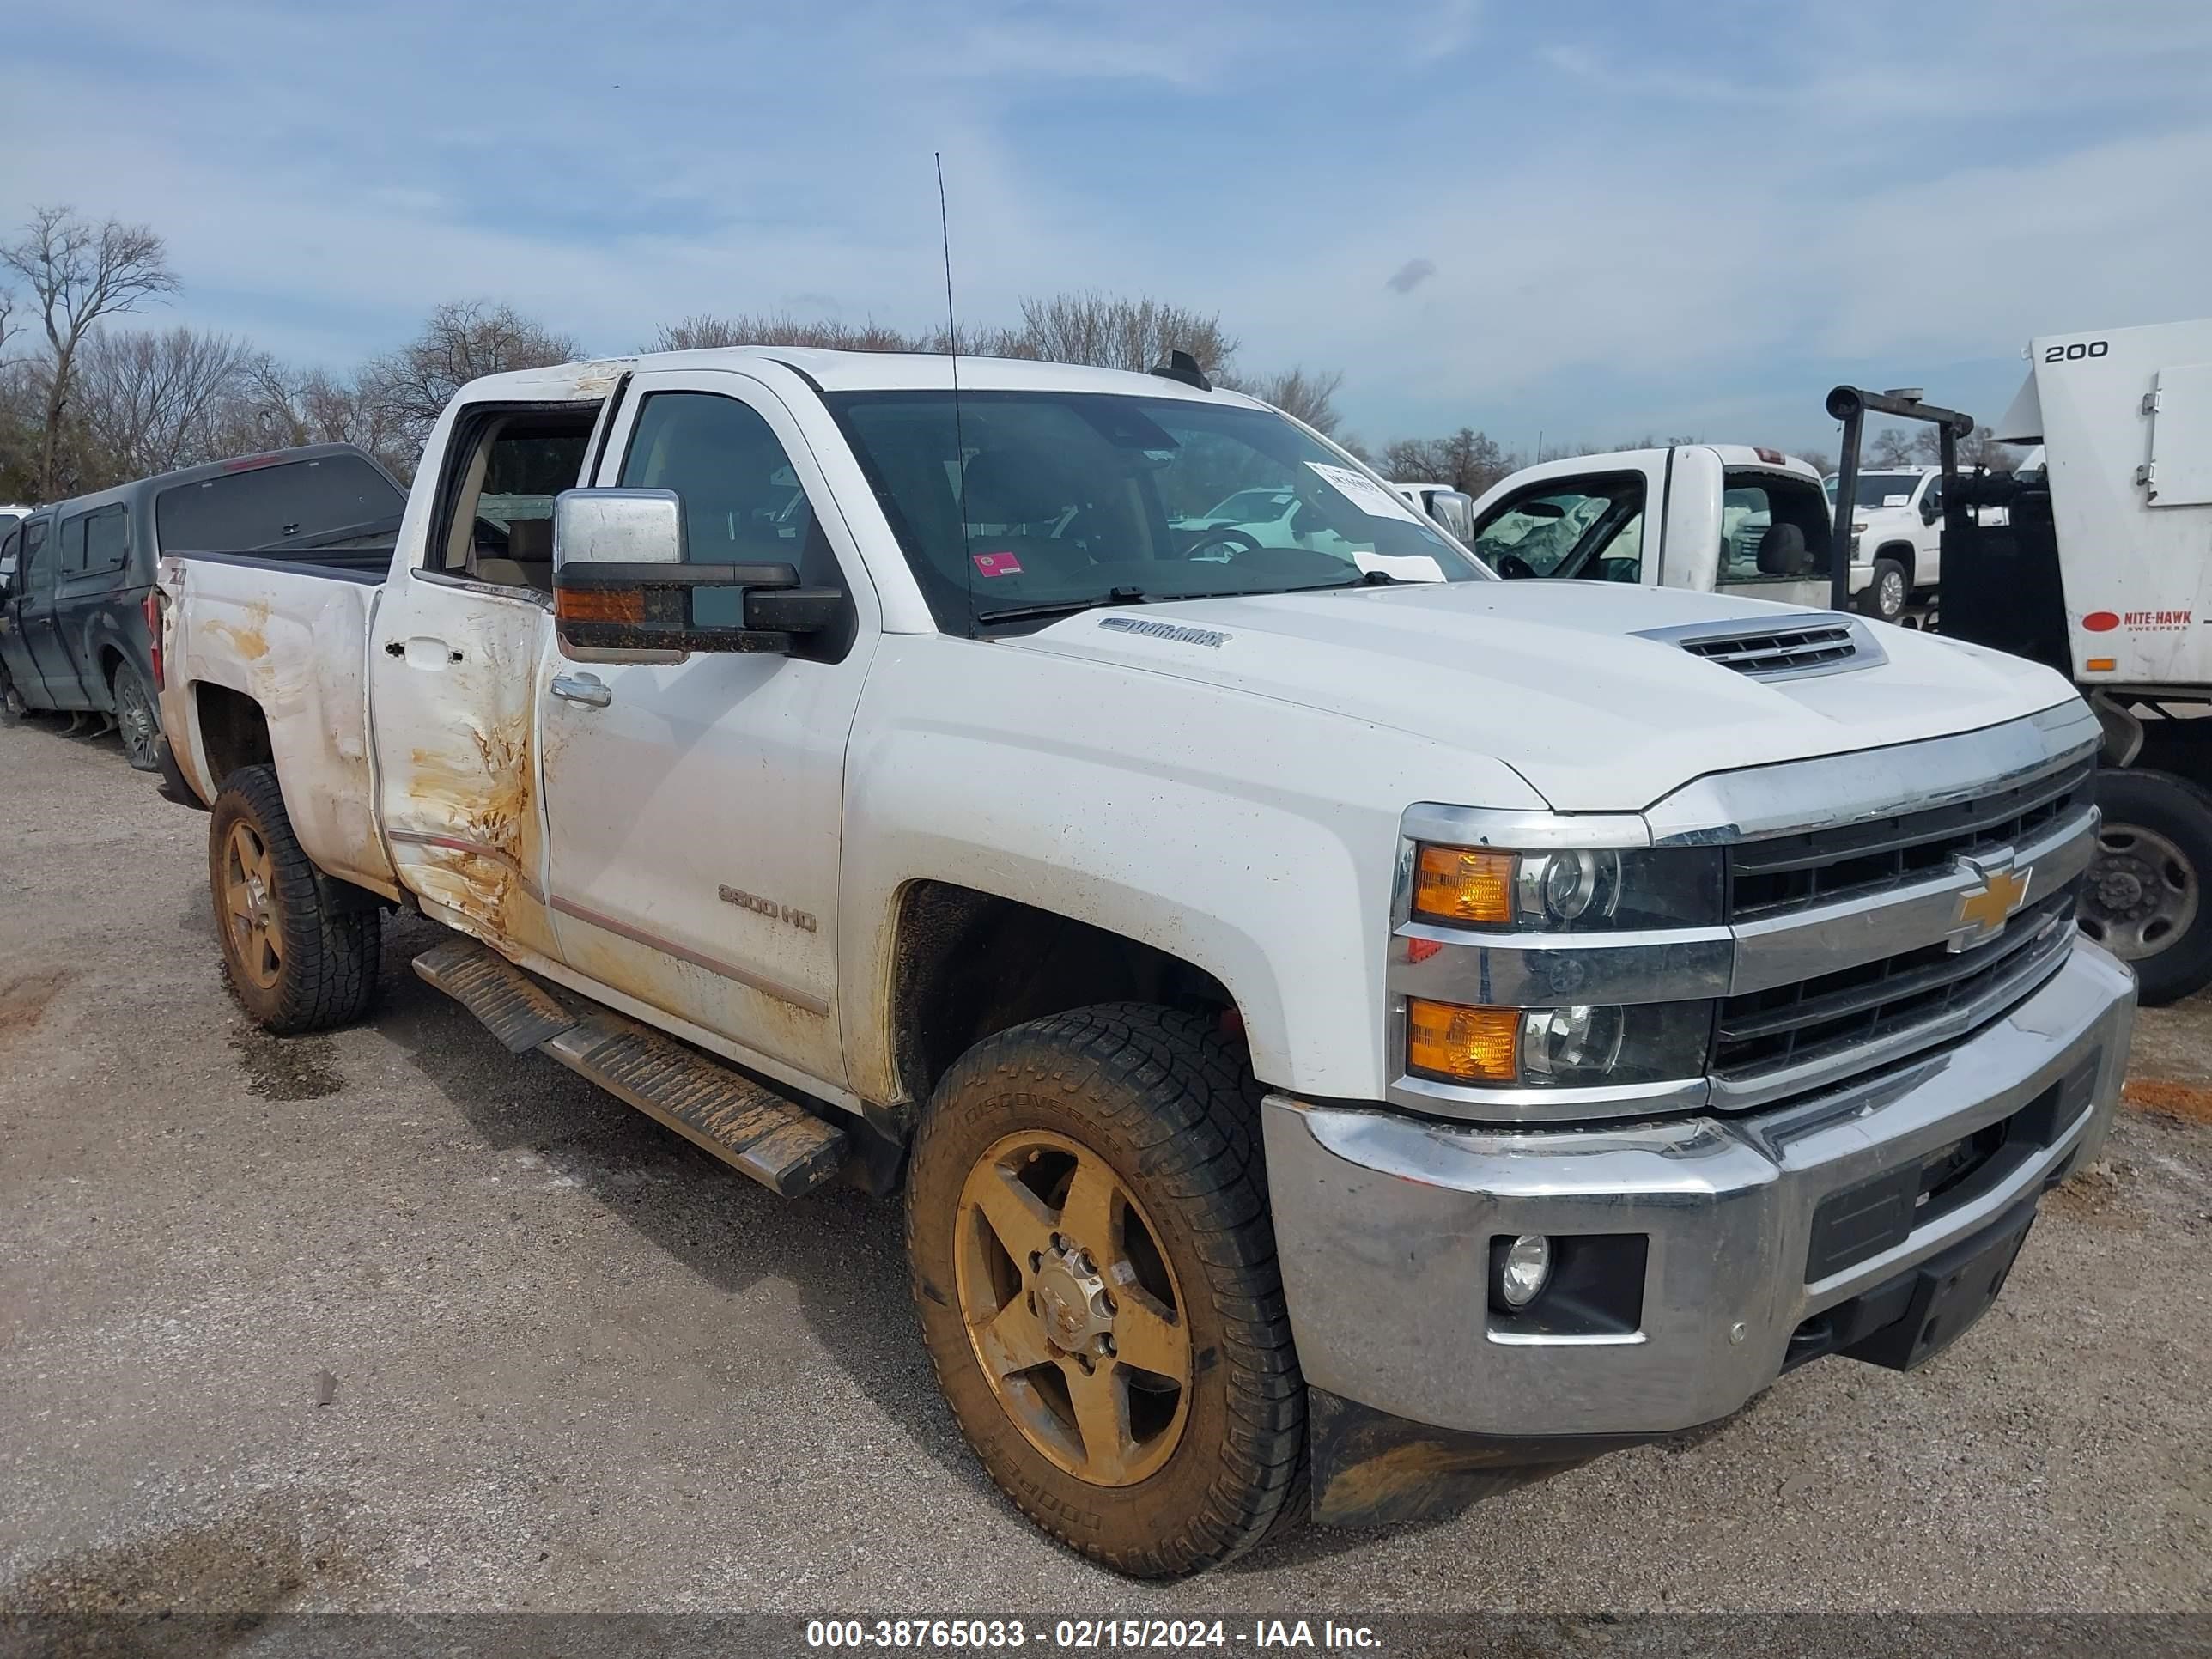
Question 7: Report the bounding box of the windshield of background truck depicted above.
[825,390,1486,630]
[155,453,406,553]
[1838,472,1925,512]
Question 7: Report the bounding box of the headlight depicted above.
[1849,532,1864,562]
[1411,844,1723,932]
[1406,997,1713,1087]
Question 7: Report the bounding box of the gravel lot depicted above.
[3,714,2209,1626]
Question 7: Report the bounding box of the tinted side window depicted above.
[58,515,88,576]
[157,455,405,553]
[84,506,130,574]
[619,391,855,659]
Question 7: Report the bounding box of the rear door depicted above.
[59,503,136,709]
[0,518,35,700]
[369,400,599,966]
[27,514,93,708]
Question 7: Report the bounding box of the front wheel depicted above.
[1858,558,1909,621]
[209,764,382,1032]
[111,658,161,772]
[2083,767,2212,1004]
[906,1004,1305,1577]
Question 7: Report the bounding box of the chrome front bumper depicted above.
[1264,939,2136,1439]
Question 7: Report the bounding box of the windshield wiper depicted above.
[975,586,1153,626]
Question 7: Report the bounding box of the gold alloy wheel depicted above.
[222,821,283,990]
[954,1129,1193,1486]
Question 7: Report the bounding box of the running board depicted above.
[412,940,848,1198]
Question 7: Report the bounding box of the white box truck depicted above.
[1944,319,2212,1001]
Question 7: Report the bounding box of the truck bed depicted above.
[155,550,399,900]
[171,544,394,585]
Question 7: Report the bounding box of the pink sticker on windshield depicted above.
[972,551,1023,577]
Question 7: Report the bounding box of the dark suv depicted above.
[0,446,404,769]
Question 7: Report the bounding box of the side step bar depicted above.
[412,939,847,1198]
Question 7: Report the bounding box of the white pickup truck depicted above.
[154,347,2134,1577]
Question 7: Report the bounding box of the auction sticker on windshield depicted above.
[1306,462,1422,524]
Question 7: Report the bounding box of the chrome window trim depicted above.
[1728,802,2096,994]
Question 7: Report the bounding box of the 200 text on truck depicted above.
[151,347,2135,1577]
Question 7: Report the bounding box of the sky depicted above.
[4,0,2210,458]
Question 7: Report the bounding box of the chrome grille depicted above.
[1729,758,2094,921]
[1714,882,2079,1085]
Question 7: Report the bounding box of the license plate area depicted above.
[1841,1200,2038,1371]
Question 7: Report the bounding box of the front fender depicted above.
[837,635,1547,1103]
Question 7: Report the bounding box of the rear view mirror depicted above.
[551,488,843,655]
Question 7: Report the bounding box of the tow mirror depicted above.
[551,488,843,654]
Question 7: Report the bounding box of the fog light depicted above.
[1498,1234,1553,1309]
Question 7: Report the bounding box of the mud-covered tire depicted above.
[907,1003,1305,1578]
[111,658,161,771]
[209,763,381,1033]
[2084,768,2212,1005]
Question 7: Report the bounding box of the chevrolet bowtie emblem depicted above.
[1950,860,2033,949]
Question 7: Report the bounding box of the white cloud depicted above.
[3,0,2209,453]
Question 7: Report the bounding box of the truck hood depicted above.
[1000,581,2077,811]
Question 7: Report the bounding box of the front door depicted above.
[369,402,599,965]
[1466,466,1659,588]
[0,518,39,701]
[536,367,878,1086]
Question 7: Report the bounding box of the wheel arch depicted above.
[884,880,1247,1115]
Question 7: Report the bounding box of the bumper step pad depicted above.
[412,939,847,1198]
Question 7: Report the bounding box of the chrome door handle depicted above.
[550,672,611,708]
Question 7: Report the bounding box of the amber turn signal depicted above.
[1413,846,1516,925]
[556,585,645,625]
[1407,998,1520,1083]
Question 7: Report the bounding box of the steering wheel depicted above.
[1496,553,1538,580]
[1182,527,1264,563]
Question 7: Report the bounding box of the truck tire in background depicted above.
[2084,767,2212,1005]
[110,658,162,772]
[208,763,382,1032]
[1858,557,1909,622]
[906,1003,1305,1577]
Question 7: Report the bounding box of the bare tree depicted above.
[650,312,926,354]
[1,206,180,497]
[71,326,261,484]
[1218,365,1346,436]
[1380,428,1516,495]
[363,301,581,450]
[1867,428,1919,467]
[1791,448,1836,478]
[1012,292,1237,374]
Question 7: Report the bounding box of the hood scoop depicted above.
[1641,613,1885,682]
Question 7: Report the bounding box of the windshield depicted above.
[1833,471,1925,512]
[825,389,1486,630]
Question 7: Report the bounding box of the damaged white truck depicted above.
[153,346,2135,1577]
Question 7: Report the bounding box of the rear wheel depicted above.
[111,658,161,772]
[907,1004,1304,1577]
[2083,767,2212,1004]
[209,764,381,1032]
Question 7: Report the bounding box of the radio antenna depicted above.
[935,152,977,635]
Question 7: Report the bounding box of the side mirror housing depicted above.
[551,488,844,655]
